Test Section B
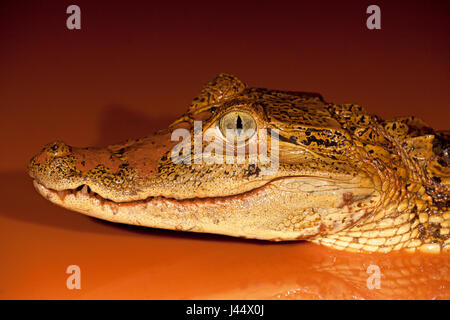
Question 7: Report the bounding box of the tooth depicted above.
[111,204,118,215]
[81,185,88,196]
[57,190,67,201]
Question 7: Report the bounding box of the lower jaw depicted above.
[32,180,305,241]
[34,180,443,253]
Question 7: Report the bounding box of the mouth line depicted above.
[32,179,272,207]
[32,174,366,208]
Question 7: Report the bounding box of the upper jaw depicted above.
[28,133,367,203]
[27,137,278,202]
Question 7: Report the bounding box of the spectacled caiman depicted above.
[28,73,450,253]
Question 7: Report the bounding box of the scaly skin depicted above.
[28,74,450,253]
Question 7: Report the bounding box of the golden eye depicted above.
[219,111,257,142]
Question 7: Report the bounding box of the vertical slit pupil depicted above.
[236,115,243,135]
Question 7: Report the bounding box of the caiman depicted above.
[28,73,450,253]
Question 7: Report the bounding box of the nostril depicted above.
[46,140,71,157]
[28,141,74,179]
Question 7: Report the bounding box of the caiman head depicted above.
[28,74,450,253]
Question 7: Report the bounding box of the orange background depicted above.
[0,0,449,299]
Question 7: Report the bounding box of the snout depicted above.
[27,132,178,201]
[28,139,128,192]
[28,140,84,190]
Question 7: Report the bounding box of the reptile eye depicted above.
[219,111,256,142]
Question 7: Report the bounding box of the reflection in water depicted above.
[201,246,450,299]
[286,250,449,299]
[78,235,449,300]
[195,246,449,300]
